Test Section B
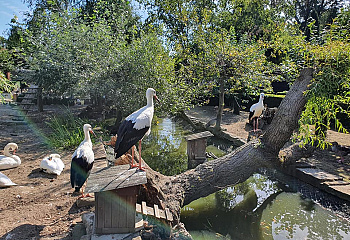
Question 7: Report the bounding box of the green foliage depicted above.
[45,108,88,149]
[293,13,350,147]
[0,72,17,102]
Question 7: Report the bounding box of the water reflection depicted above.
[260,192,350,240]
[141,117,350,239]
[142,117,191,175]
[182,179,350,240]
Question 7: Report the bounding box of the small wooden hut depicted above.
[185,131,214,169]
[85,164,147,234]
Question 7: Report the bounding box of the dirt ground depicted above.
[0,104,349,240]
[0,104,91,240]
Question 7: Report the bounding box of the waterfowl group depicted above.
[1,88,159,196]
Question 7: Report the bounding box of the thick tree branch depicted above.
[138,68,314,238]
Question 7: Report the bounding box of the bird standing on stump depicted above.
[249,93,265,132]
[114,88,159,170]
[70,124,96,198]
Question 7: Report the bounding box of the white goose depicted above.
[0,143,21,170]
[40,154,65,175]
[0,171,17,187]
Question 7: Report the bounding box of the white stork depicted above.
[70,124,96,197]
[114,88,159,170]
[0,143,21,170]
[40,154,65,175]
[249,93,265,132]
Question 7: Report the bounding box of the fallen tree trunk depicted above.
[138,68,314,238]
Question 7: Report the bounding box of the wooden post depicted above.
[37,87,43,112]
[185,131,214,169]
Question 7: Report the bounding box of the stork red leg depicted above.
[138,140,145,170]
[130,146,138,168]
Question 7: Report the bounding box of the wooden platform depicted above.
[93,142,107,160]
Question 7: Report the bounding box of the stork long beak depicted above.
[154,95,160,103]
[90,129,97,138]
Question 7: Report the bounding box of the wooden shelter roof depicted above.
[85,164,147,193]
[184,131,214,141]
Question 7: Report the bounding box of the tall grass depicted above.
[45,110,87,149]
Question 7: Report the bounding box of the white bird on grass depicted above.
[249,93,265,132]
[0,143,21,170]
[40,154,65,175]
[0,171,17,187]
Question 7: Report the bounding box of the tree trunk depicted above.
[215,79,225,130]
[139,68,314,238]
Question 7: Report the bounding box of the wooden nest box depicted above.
[85,164,147,234]
[185,131,214,169]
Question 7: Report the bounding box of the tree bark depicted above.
[138,68,314,238]
[215,78,225,130]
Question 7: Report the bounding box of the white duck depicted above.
[0,143,21,170]
[0,171,17,187]
[40,154,65,175]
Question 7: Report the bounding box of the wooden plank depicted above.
[154,204,160,218]
[114,195,122,228]
[184,131,213,141]
[142,201,148,215]
[85,165,147,193]
[119,196,127,228]
[296,168,343,182]
[93,143,107,160]
[104,194,112,228]
[158,209,166,219]
[111,195,119,229]
[126,195,136,228]
[165,208,173,221]
[136,203,141,213]
[146,206,154,216]
[96,193,104,230]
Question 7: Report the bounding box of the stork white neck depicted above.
[83,124,93,143]
[84,129,91,143]
[258,94,264,104]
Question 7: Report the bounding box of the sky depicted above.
[0,0,31,38]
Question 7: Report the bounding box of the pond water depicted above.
[141,117,350,239]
